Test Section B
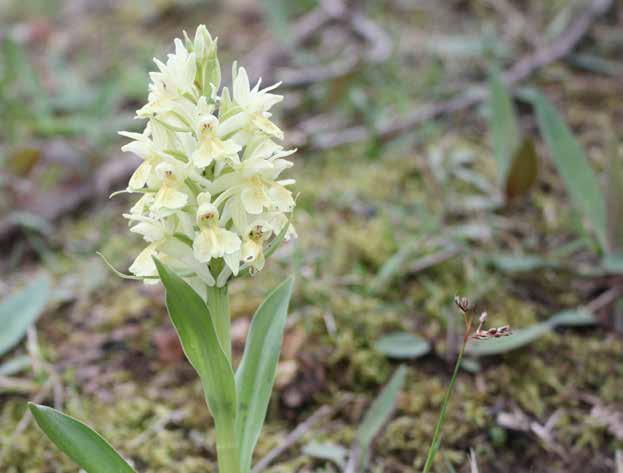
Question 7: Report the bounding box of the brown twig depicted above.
[274,1,392,88]
[277,47,360,88]
[241,5,337,82]
[250,405,334,473]
[306,0,613,150]
[585,286,621,314]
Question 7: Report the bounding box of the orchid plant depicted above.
[29,25,296,473]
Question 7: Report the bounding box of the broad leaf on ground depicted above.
[530,90,607,250]
[373,332,431,359]
[357,365,406,450]
[488,66,520,184]
[29,403,136,473]
[303,442,348,469]
[0,275,50,357]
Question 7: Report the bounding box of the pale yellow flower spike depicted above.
[118,25,296,294]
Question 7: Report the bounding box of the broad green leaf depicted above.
[0,275,50,357]
[154,259,237,423]
[531,91,607,250]
[357,365,406,450]
[488,67,520,183]
[29,403,136,473]
[373,332,431,359]
[504,138,539,200]
[303,442,348,469]
[468,308,595,356]
[548,308,594,327]
[235,276,294,473]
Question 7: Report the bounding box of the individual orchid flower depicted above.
[149,162,190,216]
[230,65,284,141]
[192,114,241,169]
[192,193,241,274]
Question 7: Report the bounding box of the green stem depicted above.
[205,284,239,473]
[422,325,471,473]
[206,285,232,362]
[215,418,241,473]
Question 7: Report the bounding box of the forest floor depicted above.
[1,1,622,472]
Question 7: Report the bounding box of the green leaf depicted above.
[467,308,594,356]
[29,403,136,473]
[373,332,431,359]
[154,259,237,423]
[0,275,50,357]
[357,365,406,450]
[235,276,294,473]
[303,442,348,469]
[488,67,520,183]
[530,91,607,250]
[504,138,539,200]
[548,308,594,327]
[489,254,558,273]
[0,355,31,376]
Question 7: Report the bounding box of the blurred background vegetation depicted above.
[1,0,622,472]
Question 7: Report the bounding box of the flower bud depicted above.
[194,25,214,64]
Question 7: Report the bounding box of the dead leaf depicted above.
[7,147,41,176]
[504,137,539,200]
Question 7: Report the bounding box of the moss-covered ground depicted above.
[1,1,622,472]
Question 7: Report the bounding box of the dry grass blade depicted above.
[469,449,480,473]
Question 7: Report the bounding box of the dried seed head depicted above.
[479,312,488,323]
[454,295,470,312]
[472,323,512,340]
[494,325,511,337]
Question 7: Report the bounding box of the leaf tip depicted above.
[152,256,166,278]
